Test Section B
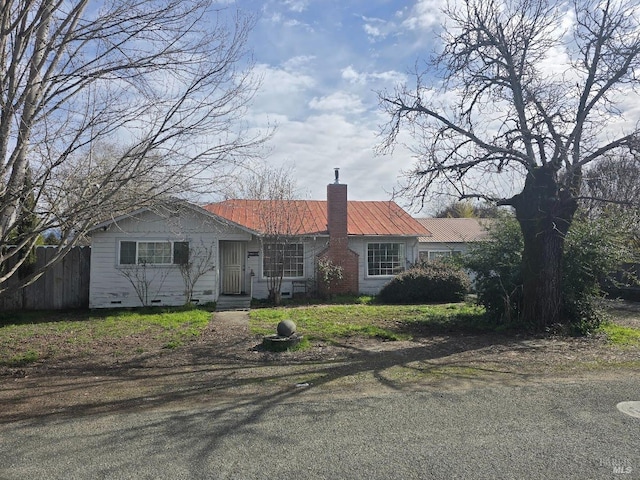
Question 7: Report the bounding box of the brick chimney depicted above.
[327,169,348,248]
[318,169,359,296]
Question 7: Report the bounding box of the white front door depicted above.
[221,242,244,294]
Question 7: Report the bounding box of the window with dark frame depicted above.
[120,241,137,265]
[119,241,189,265]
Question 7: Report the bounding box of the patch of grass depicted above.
[6,349,39,367]
[163,340,183,349]
[600,323,640,346]
[290,336,310,351]
[328,295,375,305]
[400,303,495,333]
[0,306,213,367]
[276,336,310,352]
[251,294,376,308]
[1,307,211,338]
[352,325,405,341]
[379,364,487,383]
[249,302,487,342]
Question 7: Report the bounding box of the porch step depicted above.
[215,295,251,312]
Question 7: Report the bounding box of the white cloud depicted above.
[341,65,406,87]
[597,87,640,142]
[282,55,316,72]
[402,0,447,30]
[535,5,576,80]
[341,65,364,84]
[371,70,407,85]
[283,0,309,13]
[255,62,315,93]
[267,11,282,23]
[364,23,383,39]
[361,15,389,41]
[266,10,314,32]
[251,62,316,118]
[257,113,401,200]
[265,1,313,30]
[308,91,366,114]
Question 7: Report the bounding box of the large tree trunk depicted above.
[511,166,578,330]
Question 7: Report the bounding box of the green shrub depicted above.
[378,261,470,304]
[561,214,633,333]
[464,212,635,333]
[464,214,524,325]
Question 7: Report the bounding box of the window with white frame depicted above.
[367,243,405,276]
[119,241,189,265]
[263,243,304,278]
[420,250,462,262]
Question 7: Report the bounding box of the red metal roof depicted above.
[204,199,430,236]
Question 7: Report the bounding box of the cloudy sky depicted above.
[234,0,445,208]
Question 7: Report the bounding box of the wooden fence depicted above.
[0,246,90,311]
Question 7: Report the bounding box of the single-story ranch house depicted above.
[88,173,430,308]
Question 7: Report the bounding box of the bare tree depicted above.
[581,154,640,212]
[581,153,640,250]
[230,165,308,305]
[435,201,499,218]
[379,0,640,329]
[0,0,268,294]
[119,263,171,307]
[178,241,216,305]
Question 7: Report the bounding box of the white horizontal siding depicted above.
[91,204,425,306]
[349,236,420,296]
[248,237,328,300]
[249,236,419,298]
[89,207,249,308]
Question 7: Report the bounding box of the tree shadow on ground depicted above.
[0,328,546,425]
[2,308,637,478]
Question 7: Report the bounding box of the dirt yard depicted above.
[1,301,639,422]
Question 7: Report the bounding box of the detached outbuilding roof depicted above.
[414,218,493,243]
[204,199,430,236]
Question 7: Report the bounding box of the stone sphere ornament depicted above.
[277,319,297,337]
[262,319,303,352]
